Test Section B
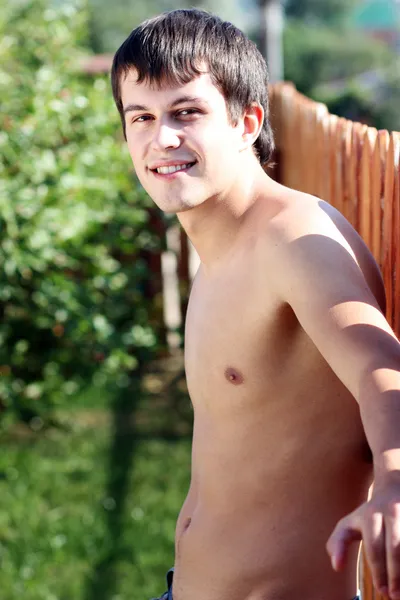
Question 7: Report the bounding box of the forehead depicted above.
[120,70,226,111]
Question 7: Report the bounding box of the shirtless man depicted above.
[111,9,400,600]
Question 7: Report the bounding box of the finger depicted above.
[361,511,387,595]
[327,515,362,571]
[385,504,400,599]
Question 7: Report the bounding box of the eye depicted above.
[176,108,201,118]
[131,115,152,124]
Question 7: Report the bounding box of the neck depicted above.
[177,162,278,274]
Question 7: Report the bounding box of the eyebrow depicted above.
[123,95,209,116]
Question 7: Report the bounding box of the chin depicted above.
[158,198,203,214]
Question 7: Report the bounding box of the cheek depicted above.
[126,138,142,168]
[208,130,240,166]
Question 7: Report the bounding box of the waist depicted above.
[189,453,372,515]
[174,508,360,600]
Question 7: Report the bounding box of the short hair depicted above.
[111,9,274,166]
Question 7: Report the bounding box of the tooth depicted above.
[156,163,193,174]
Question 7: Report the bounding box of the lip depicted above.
[148,160,197,179]
[151,164,196,180]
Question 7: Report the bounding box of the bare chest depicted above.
[184,264,299,410]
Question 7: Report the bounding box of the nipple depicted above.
[224,367,244,385]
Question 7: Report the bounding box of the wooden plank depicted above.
[392,133,400,338]
[283,85,300,190]
[294,97,304,192]
[348,122,363,230]
[332,118,347,214]
[381,134,396,326]
[359,128,377,250]
[308,100,320,195]
[342,120,354,224]
[361,547,375,600]
[326,114,339,205]
[316,112,331,201]
[371,131,389,268]
[300,100,316,194]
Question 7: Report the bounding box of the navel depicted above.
[224,367,244,385]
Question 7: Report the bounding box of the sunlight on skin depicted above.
[327,300,398,339]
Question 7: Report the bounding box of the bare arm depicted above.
[268,200,400,597]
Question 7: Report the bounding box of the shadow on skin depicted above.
[317,200,386,316]
[285,225,400,459]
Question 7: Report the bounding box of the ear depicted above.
[238,103,264,152]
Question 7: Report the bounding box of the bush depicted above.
[0,0,164,428]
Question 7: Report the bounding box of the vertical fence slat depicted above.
[315,111,330,201]
[348,122,363,230]
[361,547,375,600]
[342,120,355,225]
[332,118,346,214]
[326,114,339,205]
[371,132,389,268]
[303,101,317,194]
[359,128,378,250]
[296,97,307,193]
[280,84,297,189]
[382,134,396,325]
[392,133,400,338]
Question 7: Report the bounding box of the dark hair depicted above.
[111,9,274,166]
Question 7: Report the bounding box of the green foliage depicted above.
[282,0,400,132]
[87,0,254,53]
[316,84,377,124]
[284,0,359,25]
[283,20,392,96]
[0,0,163,427]
[0,418,190,598]
[0,361,192,599]
[315,71,400,133]
[372,70,400,132]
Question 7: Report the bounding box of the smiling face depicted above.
[120,71,246,214]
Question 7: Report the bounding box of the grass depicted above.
[0,353,192,600]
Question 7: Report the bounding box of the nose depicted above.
[151,119,181,151]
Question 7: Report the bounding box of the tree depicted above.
[86,0,254,53]
[0,0,162,428]
[283,20,392,96]
[284,0,359,25]
[282,0,399,131]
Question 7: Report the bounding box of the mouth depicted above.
[150,162,197,177]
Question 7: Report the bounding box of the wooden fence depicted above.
[267,82,400,600]
[269,82,400,342]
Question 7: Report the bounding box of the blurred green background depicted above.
[1,0,399,598]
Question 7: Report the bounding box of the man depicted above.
[111,9,400,600]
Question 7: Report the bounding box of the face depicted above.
[120,71,246,214]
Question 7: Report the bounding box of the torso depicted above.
[172,194,384,600]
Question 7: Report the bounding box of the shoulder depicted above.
[262,189,386,312]
[267,191,354,251]
[261,191,357,270]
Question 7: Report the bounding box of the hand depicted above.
[326,476,400,599]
